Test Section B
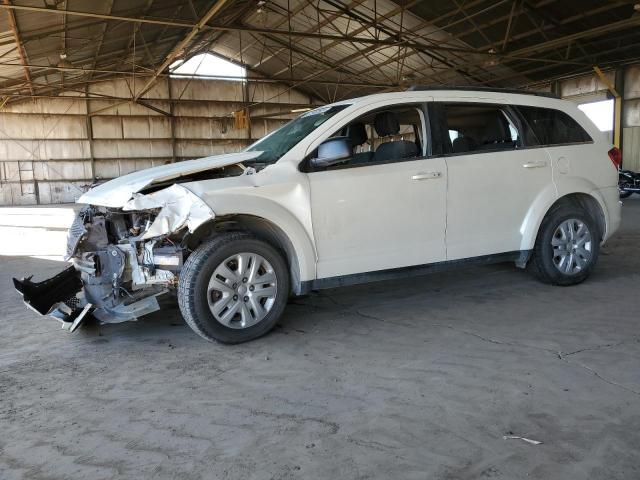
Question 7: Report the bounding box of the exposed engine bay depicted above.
[14,183,216,331]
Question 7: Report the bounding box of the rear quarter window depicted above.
[516,106,592,146]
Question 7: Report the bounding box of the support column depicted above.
[615,67,626,156]
[168,77,177,163]
[85,86,96,181]
[244,79,252,143]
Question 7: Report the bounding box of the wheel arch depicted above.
[520,191,607,259]
[188,214,313,295]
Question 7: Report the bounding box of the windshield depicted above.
[245,104,350,164]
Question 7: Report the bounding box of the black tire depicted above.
[178,232,290,343]
[528,205,600,286]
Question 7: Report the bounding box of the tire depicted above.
[527,205,600,286]
[178,232,290,343]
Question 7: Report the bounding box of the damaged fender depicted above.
[123,184,215,240]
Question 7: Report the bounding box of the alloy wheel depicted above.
[551,218,592,275]
[207,252,278,329]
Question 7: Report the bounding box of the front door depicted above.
[306,103,447,279]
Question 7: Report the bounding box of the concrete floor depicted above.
[1,199,639,480]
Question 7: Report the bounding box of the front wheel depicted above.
[178,232,290,343]
[528,206,600,286]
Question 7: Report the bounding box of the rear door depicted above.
[431,101,554,260]
[515,106,609,192]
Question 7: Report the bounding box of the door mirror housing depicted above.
[310,136,352,169]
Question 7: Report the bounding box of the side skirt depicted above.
[300,250,532,293]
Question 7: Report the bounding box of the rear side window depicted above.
[516,106,592,146]
[432,103,520,155]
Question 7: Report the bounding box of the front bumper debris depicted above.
[14,183,213,332]
[13,263,168,330]
[13,266,92,332]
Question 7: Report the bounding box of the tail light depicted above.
[608,147,622,170]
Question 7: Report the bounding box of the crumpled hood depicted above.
[78,151,261,208]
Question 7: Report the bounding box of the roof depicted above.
[406,85,559,98]
[316,88,574,111]
[0,0,638,104]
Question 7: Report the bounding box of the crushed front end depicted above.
[14,184,214,331]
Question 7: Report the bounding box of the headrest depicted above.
[374,111,400,137]
[482,116,510,143]
[346,122,368,146]
[452,136,476,153]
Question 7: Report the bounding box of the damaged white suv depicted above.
[14,87,621,343]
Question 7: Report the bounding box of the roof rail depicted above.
[406,85,560,99]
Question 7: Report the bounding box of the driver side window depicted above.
[305,103,427,171]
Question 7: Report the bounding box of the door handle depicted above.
[522,161,548,169]
[412,172,442,180]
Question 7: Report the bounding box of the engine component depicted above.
[152,245,183,271]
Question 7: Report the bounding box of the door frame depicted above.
[302,99,451,279]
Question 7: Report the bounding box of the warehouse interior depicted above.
[1,1,640,478]
[0,0,639,205]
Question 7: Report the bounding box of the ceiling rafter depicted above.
[2,0,33,95]
[434,0,629,53]
[0,0,638,104]
[338,0,635,89]
[0,32,191,95]
[111,0,156,73]
[322,0,496,84]
[379,2,640,89]
[266,0,396,81]
[87,0,115,85]
[249,0,370,69]
[0,2,569,59]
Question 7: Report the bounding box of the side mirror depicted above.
[311,136,352,169]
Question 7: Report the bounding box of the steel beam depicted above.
[0,61,394,91]
[0,4,194,28]
[84,85,96,181]
[508,16,640,58]
[133,0,231,101]
[342,0,634,88]
[241,0,324,67]
[365,6,640,90]
[1,1,637,63]
[88,0,115,82]
[2,0,33,95]
[0,3,498,57]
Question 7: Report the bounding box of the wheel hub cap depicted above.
[551,218,592,275]
[207,252,278,329]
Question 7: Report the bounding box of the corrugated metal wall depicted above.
[560,65,640,172]
[623,66,640,172]
[0,77,315,205]
[623,127,640,171]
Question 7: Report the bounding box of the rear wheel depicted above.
[528,206,599,286]
[178,232,289,343]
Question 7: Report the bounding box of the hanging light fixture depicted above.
[57,52,73,69]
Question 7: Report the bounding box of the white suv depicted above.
[14,87,622,343]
